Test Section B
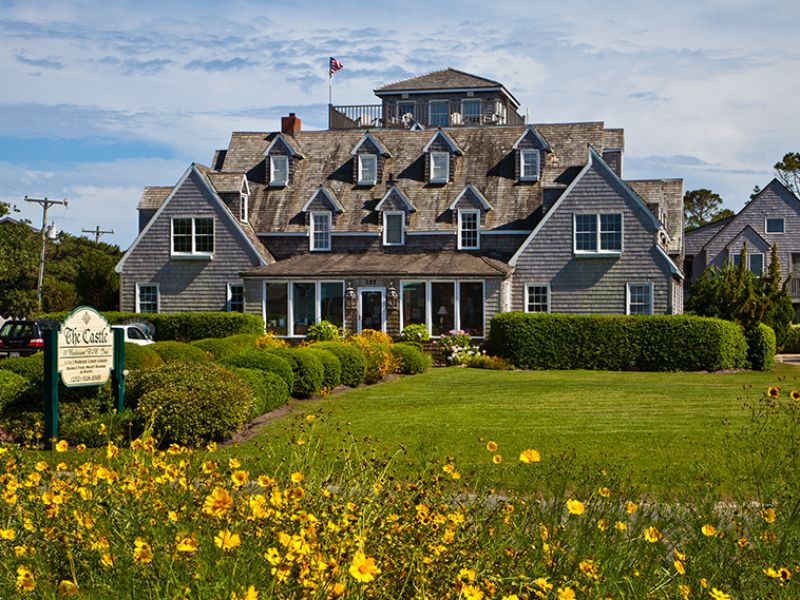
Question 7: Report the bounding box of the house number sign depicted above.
[57,307,114,387]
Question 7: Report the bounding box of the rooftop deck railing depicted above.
[329,103,526,130]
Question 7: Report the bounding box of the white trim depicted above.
[357,154,378,186]
[765,217,785,234]
[358,287,386,333]
[263,133,298,157]
[429,151,450,183]
[626,282,654,316]
[512,125,550,151]
[239,191,249,223]
[399,280,427,334]
[301,186,343,213]
[457,209,481,250]
[170,215,214,259]
[448,184,493,211]
[226,281,245,312]
[350,132,390,157]
[422,130,462,154]
[573,212,623,255]
[519,149,540,182]
[524,282,551,313]
[269,155,289,187]
[656,245,684,280]
[135,282,160,314]
[383,211,405,246]
[376,185,415,212]
[309,211,332,252]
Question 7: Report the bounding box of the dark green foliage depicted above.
[303,348,342,389]
[191,337,240,360]
[784,325,800,353]
[0,352,104,408]
[217,350,295,391]
[128,362,253,446]
[229,367,289,416]
[266,348,324,398]
[312,342,367,387]
[0,219,42,317]
[489,313,748,371]
[122,343,164,371]
[150,341,211,364]
[306,320,340,341]
[224,333,262,352]
[391,343,432,374]
[745,324,776,371]
[0,370,30,414]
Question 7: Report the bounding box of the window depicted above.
[525,284,550,313]
[357,154,377,185]
[430,152,449,183]
[227,283,244,312]
[398,102,416,120]
[265,283,288,335]
[519,149,540,181]
[310,212,331,251]
[431,282,455,336]
[383,211,404,246]
[171,217,213,256]
[462,99,481,125]
[458,210,480,250]
[239,192,248,222]
[429,100,449,127]
[269,155,289,187]
[731,253,741,268]
[320,282,344,328]
[627,283,653,315]
[748,253,764,276]
[574,213,622,254]
[766,217,785,234]
[401,282,426,330]
[292,282,315,336]
[459,281,484,336]
[136,283,159,313]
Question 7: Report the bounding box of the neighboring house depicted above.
[116,68,685,338]
[684,179,800,319]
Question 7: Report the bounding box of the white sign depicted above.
[57,307,114,387]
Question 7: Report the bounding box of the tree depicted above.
[0,220,39,316]
[711,209,735,223]
[75,250,120,310]
[774,152,800,195]
[0,201,8,217]
[761,243,795,348]
[684,188,726,230]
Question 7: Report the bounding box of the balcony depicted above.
[328,103,525,130]
[789,274,800,300]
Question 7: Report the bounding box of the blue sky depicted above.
[1,0,798,247]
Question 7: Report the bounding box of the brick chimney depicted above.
[281,113,301,136]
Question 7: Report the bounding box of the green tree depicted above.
[0,201,8,217]
[774,152,800,194]
[684,188,726,230]
[0,220,38,316]
[75,250,120,310]
[761,243,795,348]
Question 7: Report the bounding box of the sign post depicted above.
[111,328,125,414]
[43,329,59,450]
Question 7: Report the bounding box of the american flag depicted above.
[329,57,343,77]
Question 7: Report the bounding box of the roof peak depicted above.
[374,67,508,94]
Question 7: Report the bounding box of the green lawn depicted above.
[228,364,800,494]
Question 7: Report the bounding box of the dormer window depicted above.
[239,191,249,222]
[430,152,449,183]
[310,211,331,251]
[519,149,540,181]
[269,156,289,187]
[458,210,480,250]
[383,211,405,246]
[358,154,377,186]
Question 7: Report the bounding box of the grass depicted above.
[228,364,800,494]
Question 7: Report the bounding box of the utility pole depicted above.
[24,196,68,310]
[82,226,114,244]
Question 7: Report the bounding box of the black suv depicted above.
[0,320,55,358]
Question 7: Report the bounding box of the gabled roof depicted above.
[301,186,344,213]
[207,172,248,194]
[512,126,551,152]
[422,129,463,155]
[722,225,769,251]
[376,185,416,212]
[448,184,492,211]
[263,133,303,157]
[351,132,391,157]
[374,68,521,108]
[138,186,173,210]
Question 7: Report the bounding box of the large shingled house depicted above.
[115,68,685,338]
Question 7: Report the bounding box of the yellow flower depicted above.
[535,578,553,592]
[76,444,86,452]
[214,530,241,552]
[458,568,477,582]
[97,423,107,435]
[290,472,304,484]
[767,386,780,398]
[231,470,249,488]
[737,537,747,548]
[16,565,35,592]
[791,390,800,401]
[486,440,498,452]
[679,584,691,600]
[762,507,776,523]
[330,582,346,598]
[674,560,686,575]
[579,558,599,580]
[557,587,576,600]
[348,551,380,583]
[100,553,114,567]
[228,457,241,469]
[701,523,717,537]
[598,486,611,498]
[614,520,627,531]
[57,580,78,596]
[492,454,503,464]
[779,568,792,581]
[709,587,731,600]
[55,440,68,453]
[764,567,780,579]
[501,595,520,600]
[133,538,153,563]
[566,498,585,515]
[0,528,15,540]
[643,526,662,543]
[442,463,454,473]
[231,585,259,600]
[461,584,484,600]
[626,501,638,514]
[176,533,198,553]
[519,449,541,464]
[305,414,316,421]
[202,487,233,518]
[596,518,608,531]
[206,441,218,452]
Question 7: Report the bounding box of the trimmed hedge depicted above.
[225,333,263,352]
[489,313,748,371]
[391,343,432,374]
[267,348,324,398]
[39,311,263,342]
[784,325,800,353]
[0,353,102,407]
[304,347,342,389]
[745,324,776,371]
[229,367,289,416]
[0,370,30,414]
[312,342,367,387]
[123,343,164,371]
[150,341,211,364]
[217,350,295,391]
[191,337,240,360]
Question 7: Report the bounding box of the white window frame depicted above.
[573,213,623,255]
[519,149,540,181]
[319,280,346,328]
[400,280,427,333]
[357,154,377,186]
[309,211,332,252]
[263,280,346,337]
[383,211,405,246]
[269,155,289,187]
[730,251,742,267]
[170,216,214,258]
[227,282,245,313]
[398,279,487,338]
[458,209,480,250]
[135,283,160,314]
[748,253,764,276]
[525,283,551,313]
[357,287,386,333]
[429,152,450,183]
[429,100,449,127]
[239,192,249,222]
[626,282,654,316]
[765,217,785,234]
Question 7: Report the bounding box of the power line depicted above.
[24,196,69,310]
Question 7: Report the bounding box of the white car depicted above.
[112,324,154,346]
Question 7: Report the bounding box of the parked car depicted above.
[112,324,154,346]
[0,320,51,357]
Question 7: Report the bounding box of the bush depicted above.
[745,323,776,371]
[123,343,164,371]
[228,368,289,416]
[465,353,512,370]
[391,343,432,374]
[436,329,473,363]
[347,330,398,383]
[191,337,240,360]
[0,370,30,414]
[150,341,211,364]
[267,348,324,398]
[400,323,430,343]
[303,348,342,389]
[783,325,800,353]
[312,342,367,387]
[217,350,295,391]
[489,313,748,371]
[57,398,141,447]
[129,362,253,446]
[225,333,262,352]
[256,332,288,349]
[306,320,340,342]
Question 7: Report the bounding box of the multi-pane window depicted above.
[228,283,244,312]
[358,154,377,185]
[459,281,484,337]
[462,99,481,125]
[520,149,540,181]
[525,284,550,313]
[766,217,785,233]
[430,152,449,183]
[431,282,455,336]
[269,156,289,186]
[429,101,449,127]
[748,254,764,276]
[627,283,653,315]
[398,102,416,121]
[401,282,426,329]
[458,210,480,249]
[310,212,331,251]
[320,282,344,328]
[574,213,622,253]
[136,283,159,313]
[265,281,344,337]
[383,212,404,246]
[172,217,213,256]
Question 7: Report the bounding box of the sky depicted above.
[1,0,798,248]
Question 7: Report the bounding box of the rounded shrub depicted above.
[225,333,262,352]
[0,370,31,414]
[0,354,44,406]
[306,320,340,342]
[313,342,367,387]
[217,350,295,391]
[303,347,342,389]
[150,341,211,364]
[267,348,324,398]
[347,330,398,383]
[228,367,289,416]
[745,323,776,371]
[391,343,432,375]
[191,337,240,360]
[400,323,430,343]
[783,325,800,353]
[123,343,164,371]
[130,362,254,446]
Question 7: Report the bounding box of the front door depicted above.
[358,288,385,333]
